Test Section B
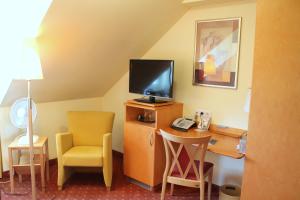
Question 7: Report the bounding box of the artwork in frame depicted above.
[193,18,241,89]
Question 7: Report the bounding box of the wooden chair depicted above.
[160,129,213,200]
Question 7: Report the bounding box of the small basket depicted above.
[219,184,241,200]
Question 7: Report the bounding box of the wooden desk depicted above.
[124,100,245,191]
[160,126,245,159]
[8,136,49,193]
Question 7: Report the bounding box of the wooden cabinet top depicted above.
[125,100,183,110]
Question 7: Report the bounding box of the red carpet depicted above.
[0,153,219,199]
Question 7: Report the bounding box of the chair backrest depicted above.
[68,111,115,146]
[160,129,211,180]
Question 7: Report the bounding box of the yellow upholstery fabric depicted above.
[56,132,73,187]
[68,111,114,146]
[63,146,103,167]
[56,111,115,190]
[103,133,112,186]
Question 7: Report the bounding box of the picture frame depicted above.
[193,17,241,89]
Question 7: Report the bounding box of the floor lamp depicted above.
[14,44,43,200]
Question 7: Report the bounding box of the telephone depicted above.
[171,118,196,132]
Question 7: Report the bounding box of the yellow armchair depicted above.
[56,111,115,190]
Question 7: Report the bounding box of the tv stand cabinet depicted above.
[124,100,183,190]
[127,99,174,107]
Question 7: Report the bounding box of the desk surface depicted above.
[160,127,244,159]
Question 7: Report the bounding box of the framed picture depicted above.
[193,18,241,89]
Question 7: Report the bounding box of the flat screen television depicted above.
[129,59,174,103]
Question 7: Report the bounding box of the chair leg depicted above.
[207,169,213,200]
[200,180,205,200]
[106,187,111,192]
[103,165,112,190]
[161,177,168,200]
[57,165,73,191]
[170,184,174,196]
[57,165,65,191]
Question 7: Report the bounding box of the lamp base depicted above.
[18,135,39,145]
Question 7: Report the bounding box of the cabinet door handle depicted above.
[149,132,154,146]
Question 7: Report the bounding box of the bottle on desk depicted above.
[194,112,201,126]
[238,134,247,154]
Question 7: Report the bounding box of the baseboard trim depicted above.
[126,177,157,191]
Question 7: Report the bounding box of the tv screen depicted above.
[129,59,174,99]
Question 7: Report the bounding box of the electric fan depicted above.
[10,97,39,145]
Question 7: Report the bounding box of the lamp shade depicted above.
[3,0,53,38]
[14,46,43,80]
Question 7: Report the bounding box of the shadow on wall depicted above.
[59,126,68,133]
[205,151,221,184]
[205,152,244,186]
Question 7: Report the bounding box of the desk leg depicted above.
[8,148,14,193]
[45,140,49,182]
[40,148,45,192]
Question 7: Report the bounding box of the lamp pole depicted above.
[27,80,37,200]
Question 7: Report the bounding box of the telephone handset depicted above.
[171,118,195,132]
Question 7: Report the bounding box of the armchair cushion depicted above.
[63,146,103,167]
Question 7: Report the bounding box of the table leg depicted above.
[17,150,22,183]
[8,148,14,193]
[16,149,21,163]
[40,148,45,192]
[45,140,49,182]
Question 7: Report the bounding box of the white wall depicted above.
[0,97,102,171]
[102,1,256,186]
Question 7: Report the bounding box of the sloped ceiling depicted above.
[2,0,188,106]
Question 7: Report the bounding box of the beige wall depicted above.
[102,1,256,186]
[0,97,102,171]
